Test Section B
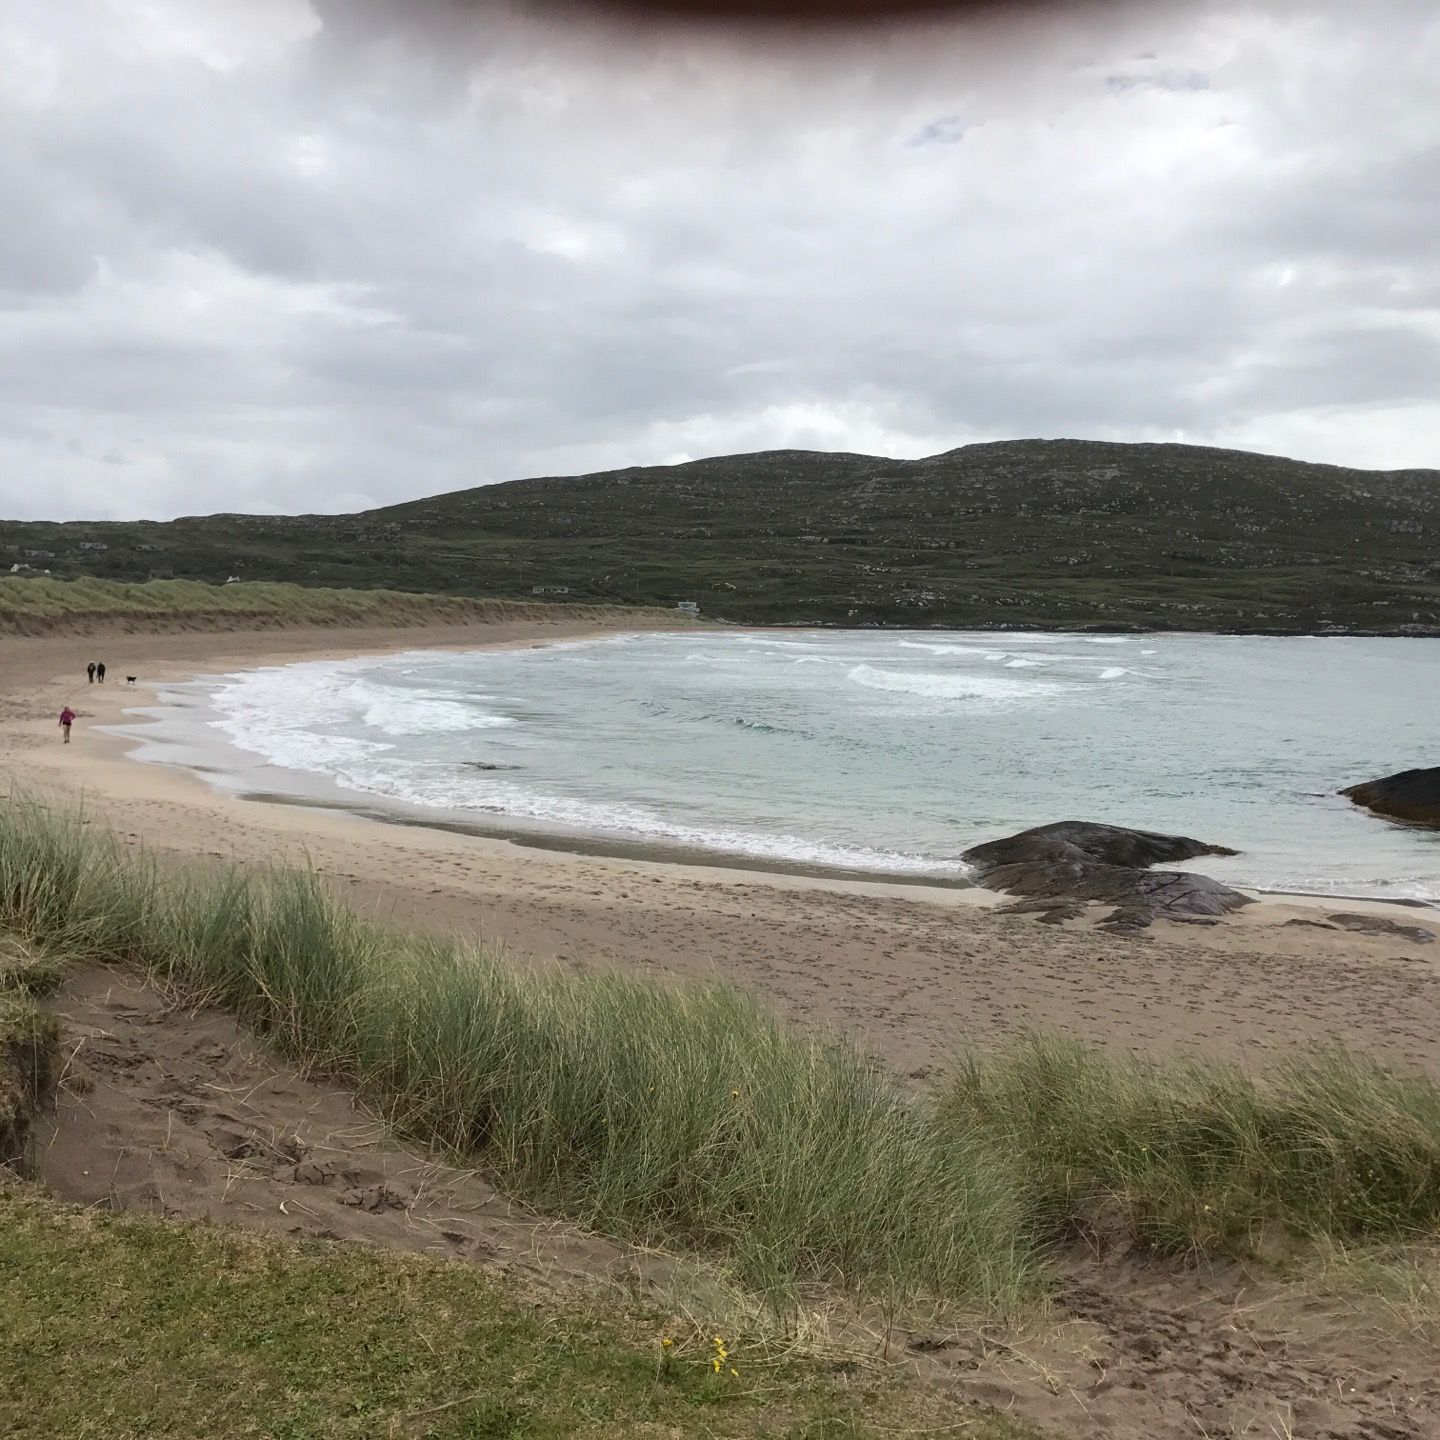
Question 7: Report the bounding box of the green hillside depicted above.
[5,439,1439,632]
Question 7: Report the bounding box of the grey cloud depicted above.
[909,115,969,145]
[1104,67,1208,92]
[0,0,1437,522]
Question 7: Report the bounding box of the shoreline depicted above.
[101,647,985,894]
[12,615,1440,916]
[5,619,1440,1081]
[83,622,1440,911]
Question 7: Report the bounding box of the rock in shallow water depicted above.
[1341,768,1440,826]
[963,821,1253,930]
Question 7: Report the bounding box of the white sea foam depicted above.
[847,663,1061,701]
[151,628,1440,902]
[352,682,514,736]
[208,660,517,771]
[896,641,997,657]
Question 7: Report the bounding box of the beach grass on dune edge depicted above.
[940,1033,1440,1256]
[5,797,1440,1318]
[0,794,1038,1314]
[0,575,673,635]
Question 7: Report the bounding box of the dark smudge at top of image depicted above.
[368,0,1121,35]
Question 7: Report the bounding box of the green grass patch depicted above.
[0,1183,1034,1440]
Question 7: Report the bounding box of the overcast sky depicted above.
[2,0,1437,520]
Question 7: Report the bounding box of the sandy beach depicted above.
[12,617,1440,1440]
[5,618,1440,1081]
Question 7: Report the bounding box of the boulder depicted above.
[963,821,1253,930]
[1340,768,1440,826]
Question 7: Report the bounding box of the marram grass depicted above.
[0,936,61,1175]
[7,796,1440,1314]
[0,796,1036,1311]
[939,1031,1440,1254]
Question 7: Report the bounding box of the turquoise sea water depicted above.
[158,630,1440,900]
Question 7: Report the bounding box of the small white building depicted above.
[532,585,570,596]
[675,600,700,617]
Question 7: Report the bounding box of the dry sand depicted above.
[10,619,1440,1438]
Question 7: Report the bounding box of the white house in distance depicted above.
[675,600,700,617]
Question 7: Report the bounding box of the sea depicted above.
[121,630,1440,903]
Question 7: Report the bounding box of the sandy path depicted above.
[3,622,1440,1078]
[39,963,647,1288]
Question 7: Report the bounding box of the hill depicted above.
[4,438,1439,631]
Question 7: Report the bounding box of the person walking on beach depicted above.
[95,661,106,683]
[59,706,75,743]
[87,662,96,684]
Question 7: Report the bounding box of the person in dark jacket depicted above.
[87,662,96,684]
[95,662,106,683]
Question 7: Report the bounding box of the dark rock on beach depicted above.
[1328,912,1437,945]
[1341,768,1440,826]
[1284,912,1438,944]
[964,821,1253,931]
[994,898,1088,925]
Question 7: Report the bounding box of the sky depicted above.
[1,0,1437,521]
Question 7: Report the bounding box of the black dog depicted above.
[125,675,138,685]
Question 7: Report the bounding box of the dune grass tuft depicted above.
[938,1032,1440,1254]
[7,794,1440,1312]
[0,936,61,1177]
[0,936,65,999]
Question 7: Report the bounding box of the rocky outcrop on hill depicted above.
[1341,768,1440,826]
[963,821,1253,932]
